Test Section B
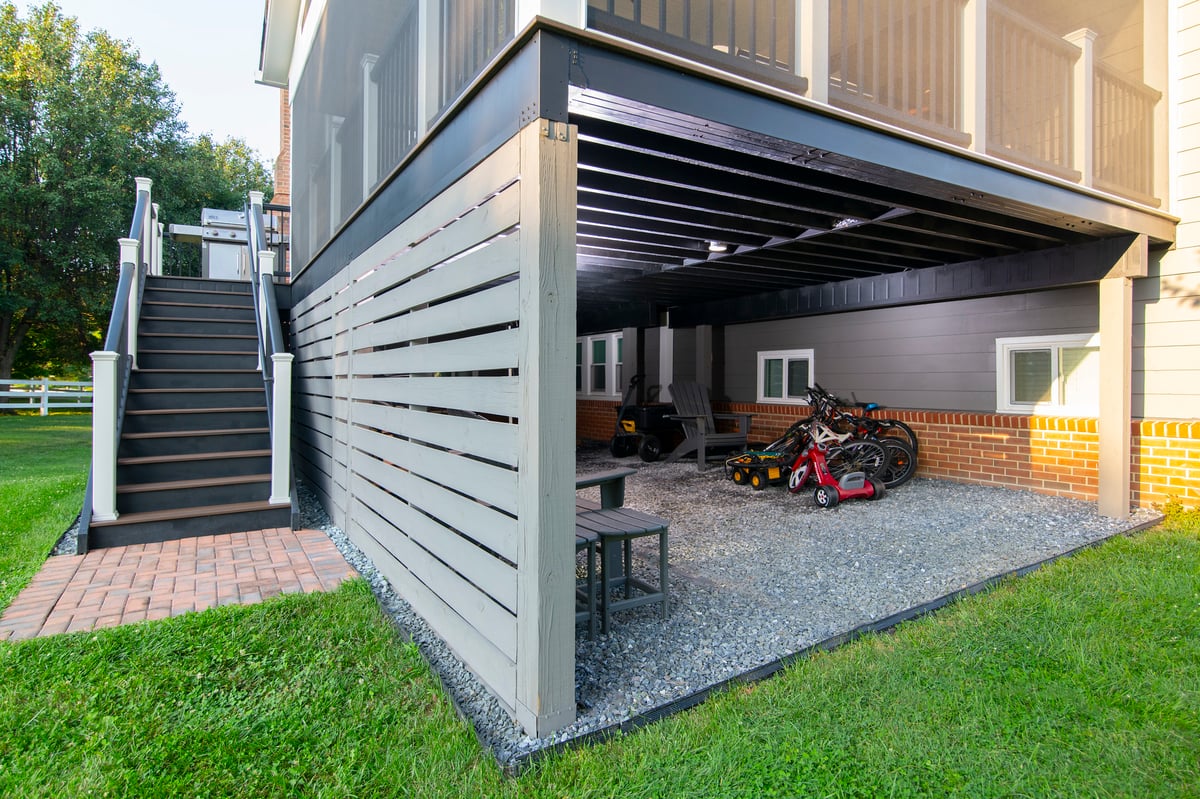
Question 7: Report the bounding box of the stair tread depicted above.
[122,427,270,440]
[118,473,270,493]
[126,406,267,415]
[134,369,261,374]
[90,499,288,527]
[119,449,271,466]
[138,349,258,356]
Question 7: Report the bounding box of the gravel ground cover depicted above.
[296,444,1159,766]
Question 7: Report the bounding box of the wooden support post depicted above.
[270,352,294,505]
[961,0,988,153]
[514,118,577,737]
[1065,28,1097,187]
[90,351,120,522]
[797,0,829,103]
[1097,235,1146,519]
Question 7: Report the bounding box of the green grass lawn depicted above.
[1,412,1197,797]
[0,414,90,612]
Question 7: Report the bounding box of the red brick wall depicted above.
[578,398,1200,509]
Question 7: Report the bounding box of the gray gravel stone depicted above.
[296,443,1159,767]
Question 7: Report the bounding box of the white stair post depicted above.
[90,351,120,521]
[120,237,140,370]
[1065,28,1097,187]
[269,352,294,505]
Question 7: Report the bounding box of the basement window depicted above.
[756,349,814,404]
[996,334,1099,415]
[577,333,623,398]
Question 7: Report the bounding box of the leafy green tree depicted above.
[0,2,272,381]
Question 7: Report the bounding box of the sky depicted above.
[25,0,282,164]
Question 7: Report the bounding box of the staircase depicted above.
[87,275,292,548]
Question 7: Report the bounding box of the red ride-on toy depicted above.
[786,419,886,508]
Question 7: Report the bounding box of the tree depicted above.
[0,2,272,381]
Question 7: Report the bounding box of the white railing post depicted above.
[39,379,48,416]
[257,250,276,372]
[90,351,120,521]
[151,202,162,276]
[135,177,153,270]
[120,237,140,369]
[797,0,829,104]
[962,0,988,153]
[361,54,380,195]
[269,352,294,505]
[1065,28,1097,187]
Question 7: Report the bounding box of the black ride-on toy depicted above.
[609,375,677,462]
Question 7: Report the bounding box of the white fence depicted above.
[0,380,93,415]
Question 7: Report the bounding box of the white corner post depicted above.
[1065,28,1097,187]
[514,118,578,737]
[797,0,829,103]
[120,237,140,370]
[151,202,162,276]
[1098,235,1147,519]
[961,0,988,153]
[90,350,120,521]
[269,352,294,505]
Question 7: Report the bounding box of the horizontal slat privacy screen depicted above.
[289,125,573,724]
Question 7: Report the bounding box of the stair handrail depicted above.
[82,177,158,551]
[246,191,293,506]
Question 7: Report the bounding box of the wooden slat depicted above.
[351,232,521,327]
[352,472,518,611]
[351,328,519,376]
[352,375,520,418]
[350,425,519,516]
[347,513,517,709]
[355,280,520,350]
[353,448,519,563]
[350,182,521,306]
[351,402,519,467]
[344,136,521,287]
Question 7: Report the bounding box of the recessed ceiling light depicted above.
[707,240,729,253]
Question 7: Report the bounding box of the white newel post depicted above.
[120,237,140,370]
[151,203,162,276]
[962,0,988,154]
[135,177,153,271]
[90,351,120,521]
[361,54,379,195]
[269,352,294,505]
[1065,28,1097,187]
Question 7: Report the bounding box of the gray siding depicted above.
[720,286,1099,411]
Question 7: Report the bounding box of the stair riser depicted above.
[139,317,256,336]
[129,371,264,390]
[136,352,259,370]
[87,506,292,549]
[119,431,271,458]
[138,334,258,353]
[123,409,268,434]
[126,390,267,412]
[145,276,253,293]
[142,289,254,307]
[118,455,272,484]
[118,481,271,514]
[141,302,255,321]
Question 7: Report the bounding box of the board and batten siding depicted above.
[1136,0,1200,420]
[719,285,1099,411]
[289,120,578,736]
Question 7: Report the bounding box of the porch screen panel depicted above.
[292,0,421,272]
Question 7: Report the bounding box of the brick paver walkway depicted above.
[0,528,357,641]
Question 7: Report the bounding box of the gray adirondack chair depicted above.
[664,382,753,471]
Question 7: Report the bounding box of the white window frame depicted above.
[577,332,623,398]
[756,349,815,404]
[996,333,1100,416]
